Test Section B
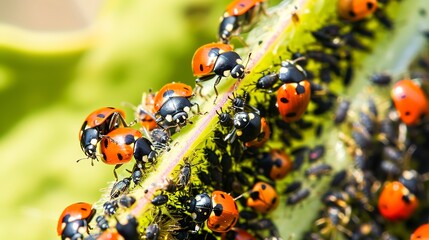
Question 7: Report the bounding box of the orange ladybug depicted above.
[338,0,378,22]
[208,191,239,233]
[391,79,429,126]
[276,80,311,123]
[247,181,279,213]
[411,224,429,240]
[377,181,419,221]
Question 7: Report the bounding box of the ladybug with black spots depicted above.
[276,80,311,123]
[57,202,96,240]
[247,181,279,213]
[338,0,378,22]
[377,180,419,221]
[411,224,429,240]
[255,149,293,180]
[207,190,239,232]
[391,79,429,126]
[218,0,267,44]
[79,107,127,162]
[100,127,157,179]
[192,43,246,100]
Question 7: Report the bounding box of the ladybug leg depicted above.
[213,76,223,103]
[113,164,123,181]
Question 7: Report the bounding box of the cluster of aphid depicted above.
[56,0,429,239]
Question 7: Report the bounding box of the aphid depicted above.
[305,163,333,178]
[286,188,311,205]
[371,73,392,86]
[334,99,350,124]
[308,145,326,162]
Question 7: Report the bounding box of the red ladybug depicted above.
[219,0,267,43]
[136,91,158,131]
[153,82,194,112]
[100,127,156,179]
[192,43,245,98]
[337,0,378,22]
[79,107,127,161]
[247,181,279,213]
[391,79,429,126]
[208,191,239,232]
[57,202,96,240]
[411,224,429,240]
[276,80,311,123]
[377,181,419,221]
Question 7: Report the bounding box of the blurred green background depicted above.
[0,0,234,238]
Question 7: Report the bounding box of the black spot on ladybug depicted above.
[220,193,226,199]
[103,139,109,148]
[97,113,106,118]
[250,191,260,200]
[367,2,374,10]
[261,183,267,190]
[199,64,204,72]
[214,224,221,229]
[405,111,411,116]
[349,10,356,17]
[213,204,224,216]
[271,197,278,205]
[286,112,297,118]
[239,3,245,7]
[117,153,123,161]
[80,207,88,211]
[402,195,411,204]
[296,84,305,94]
[124,134,135,145]
[280,97,289,104]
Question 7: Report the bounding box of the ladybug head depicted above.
[233,112,249,129]
[231,63,246,79]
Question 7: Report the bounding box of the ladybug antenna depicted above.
[291,56,306,65]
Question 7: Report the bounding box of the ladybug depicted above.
[79,107,127,161]
[391,79,429,126]
[97,230,123,240]
[100,127,157,179]
[255,58,307,91]
[247,181,279,213]
[337,0,378,22]
[218,0,267,43]
[136,91,158,131]
[57,202,96,240]
[222,228,256,240]
[256,149,293,180]
[192,43,246,98]
[224,111,262,143]
[377,181,419,221]
[153,82,194,112]
[411,224,429,240]
[208,191,239,233]
[244,117,271,148]
[276,80,312,123]
[188,193,213,223]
